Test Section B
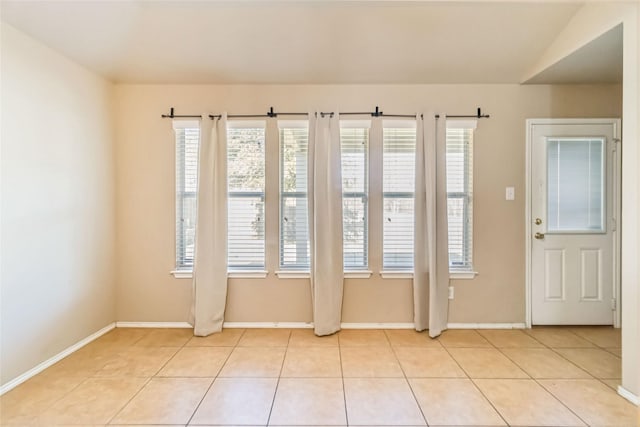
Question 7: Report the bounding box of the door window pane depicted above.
[546,137,605,232]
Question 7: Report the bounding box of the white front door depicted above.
[529,119,620,325]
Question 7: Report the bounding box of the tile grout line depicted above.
[183,328,245,426]
[384,330,430,427]
[264,329,292,426]
[440,330,511,427]
[491,338,592,427]
[338,330,350,427]
[106,328,194,425]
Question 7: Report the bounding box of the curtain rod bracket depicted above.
[267,106,278,118]
[371,106,383,117]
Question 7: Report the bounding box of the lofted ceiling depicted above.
[0,1,620,85]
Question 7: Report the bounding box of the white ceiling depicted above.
[1,1,618,85]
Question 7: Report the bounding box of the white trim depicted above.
[276,270,310,279]
[172,270,270,279]
[116,321,192,328]
[380,270,413,279]
[221,322,416,329]
[170,270,192,279]
[340,323,415,329]
[223,322,313,329]
[0,323,116,396]
[617,386,639,406]
[447,323,526,329]
[345,270,373,279]
[228,270,268,279]
[525,118,621,328]
[450,271,478,280]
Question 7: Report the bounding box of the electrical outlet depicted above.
[448,286,454,300]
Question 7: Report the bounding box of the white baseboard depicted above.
[447,323,526,329]
[340,322,415,329]
[115,321,527,330]
[223,322,313,329]
[115,321,192,328]
[222,322,416,329]
[618,385,640,406]
[0,322,116,396]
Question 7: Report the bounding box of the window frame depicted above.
[340,121,371,271]
[278,120,311,271]
[446,120,476,276]
[173,120,200,272]
[226,121,267,272]
[382,120,417,271]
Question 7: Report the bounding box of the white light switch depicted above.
[505,187,515,201]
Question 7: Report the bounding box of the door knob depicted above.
[534,232,545,240]
[535,218,542,225]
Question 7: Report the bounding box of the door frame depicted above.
[525,118,622,328]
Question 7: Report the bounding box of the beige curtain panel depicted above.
[308,112,345,336]
[190,114,229,336]
[414,113,450,337]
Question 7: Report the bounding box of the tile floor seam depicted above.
[437,332,510,427]
[533,378,593,427]
[386,331,430,426]
[183,340,237,426]
[337,331,350,427]
[546,346,608,380]
[104,375,153,426]
[493,345,594,426]
[265,331,291,426]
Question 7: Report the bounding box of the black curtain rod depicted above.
[161,108,202,119]
[435,108,490,119]
[163,106,490,120]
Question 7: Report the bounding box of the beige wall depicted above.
[0,24,116,385]
[114,83,621,325]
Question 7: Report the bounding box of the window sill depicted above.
[380,270,413,279]
[450,270,478,280]
[228,270,269,278]
[345,270,373,279]
[276,270,310,279]
[170,270,193,279]
[275,270,373,279]
[171,270,269,279]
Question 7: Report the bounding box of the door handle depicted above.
[534,232,545,240]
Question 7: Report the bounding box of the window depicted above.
[383,122,416,270]
[546,137,604,232]
[227,121,266,270]
[174,121,200,270]
[446,121,475,272]
[341,121,370,270]
[279,121,310,269]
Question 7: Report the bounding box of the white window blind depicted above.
[341,121,370,270]
[383,122,416,270]
[446,120,475,271]
[174,121,200,270]
[227,121,266,270]
[279,121,310,269]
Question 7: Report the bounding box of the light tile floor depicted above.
[1,326,638,426]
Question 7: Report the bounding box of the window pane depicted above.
[228,196,265,268]
[343,195,367,269]
[175,127,199,269]
[446,127,473,271]
[227,125,266,269]
[547,138,605,232]
[383,126,416,270]
[341,126,369,269]
[383,196,414,269]
[280,124,310,269]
